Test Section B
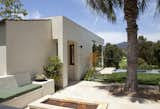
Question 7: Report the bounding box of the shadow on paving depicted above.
[0,105,21,109]
[94,84,160,103]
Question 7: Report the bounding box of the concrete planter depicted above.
[28,95,108,109]
[32,79,55,96]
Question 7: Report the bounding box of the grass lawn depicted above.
[85,72,160,85]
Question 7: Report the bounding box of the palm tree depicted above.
[86,0,160,92]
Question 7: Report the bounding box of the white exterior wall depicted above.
[62,17,104,80]
[5,20,57,75]
[0,46,7,76]
[0,17,104,88]
[0,22,7,76]
[50,16,104,87]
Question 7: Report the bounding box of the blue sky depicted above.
[21,0,160,44]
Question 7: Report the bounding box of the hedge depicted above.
[84,72,160,85]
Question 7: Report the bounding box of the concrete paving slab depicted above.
[51,81,160,109]
[108,103,160,109]
[98,67,116,74]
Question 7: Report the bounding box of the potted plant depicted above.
[43,56,62,89]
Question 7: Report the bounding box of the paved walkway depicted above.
[98,67,116,74]
[51,81,160,109]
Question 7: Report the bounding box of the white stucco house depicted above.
[0,16,104,88]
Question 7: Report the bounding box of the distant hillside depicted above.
[116,42,128,49]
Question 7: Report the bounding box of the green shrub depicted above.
[138,73,160,85]
[43,56,62,80]
[92,72,160,85]
[84,68,96,81]
[119,57,127,69]
[138,64,159,70]
[94,73,127,83]
[119,57,160,70]
[138,58,160,70]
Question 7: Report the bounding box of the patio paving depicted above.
[98,67,116,74]
[51,81,160,109]
[0,105,20,109]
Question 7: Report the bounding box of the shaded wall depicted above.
[5,20,57,76]
[50,16,104,87]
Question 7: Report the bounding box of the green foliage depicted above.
[86,0,123,22]
[0,0,27,20]
[153,41,160,67]
[103,37,160,69]
[92,73,160,85]
[138,60,159,70]
[95,73,127,83]
[92,43,102,53]
[138,58,149,69]
[86,0,160,22]
[86,0,160,91]
[118,37,160,70]
[119,56,127,69]
[84,68,96,81]
[119,57,159,70]
[92,43,102,67]
[138,58,146,65]
[138,39,155,65]
[138,73,160,85]
[44,56,62,80]
[138,36,160,69]
[104,43,124,68]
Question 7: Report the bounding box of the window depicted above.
[69,44,75,65]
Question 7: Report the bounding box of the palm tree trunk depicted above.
[124,0,138,92]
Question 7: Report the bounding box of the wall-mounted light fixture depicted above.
[78,45,83,48]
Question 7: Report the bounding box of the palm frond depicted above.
[156,0,160,13]
[86,0,123,22]
[137,0,148,13]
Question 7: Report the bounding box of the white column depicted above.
[58,39,68,88]
[0,46,7,76]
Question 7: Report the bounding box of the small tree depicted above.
[104,43,124,68]
[0,0,27,20]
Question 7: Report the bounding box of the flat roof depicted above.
[0,16,104,44]
[0,19,51,23]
